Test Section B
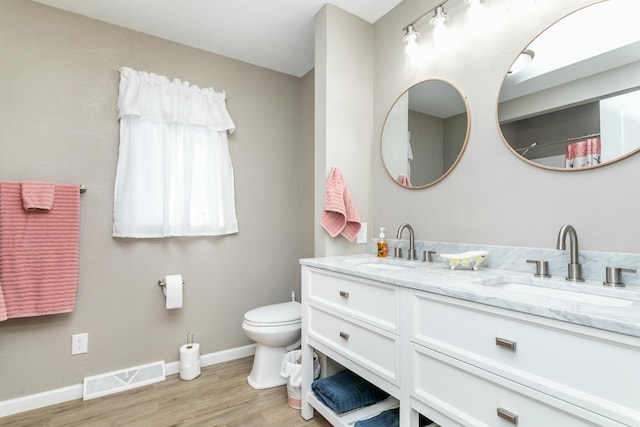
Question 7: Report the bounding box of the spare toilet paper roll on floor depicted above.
[164,274,183,309]
[180,342,201,380]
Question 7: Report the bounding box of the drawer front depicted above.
[412,345,622,427]
[412,291,640,423]
[307,269,398,331]
[308,305,399,384]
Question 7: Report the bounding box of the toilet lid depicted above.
[244,301,301,325]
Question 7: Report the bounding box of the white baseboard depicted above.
[0,344,256,418]
[0,385,84,418]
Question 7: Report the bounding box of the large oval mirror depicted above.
[498,0,640,170]
[381,79,469,188]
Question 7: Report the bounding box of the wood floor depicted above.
[2,356,332,427]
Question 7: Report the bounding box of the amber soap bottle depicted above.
[377,227,388,258]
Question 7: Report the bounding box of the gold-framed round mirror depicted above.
[381,79,470,188]
[498,0,640,171]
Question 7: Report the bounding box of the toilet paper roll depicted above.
[180,343,200,365]
[164,274,183,309]
[180,343,201,380]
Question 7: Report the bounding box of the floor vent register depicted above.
[83,360,165,400]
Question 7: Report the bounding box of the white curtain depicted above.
[113,67,238,238]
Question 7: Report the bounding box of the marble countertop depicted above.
[300,255,640,339]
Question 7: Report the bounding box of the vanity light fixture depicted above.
[508,49,535,74]
[402,0,449,45]
[403,25,420,44]
[430,5,449,27]
[403,24,424,65]
[403,0,485,59]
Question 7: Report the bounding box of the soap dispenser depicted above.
[377,227,388,258]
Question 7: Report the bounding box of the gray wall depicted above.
[314,5,372,257]
[0,0,314,400]
[370,0,640,253]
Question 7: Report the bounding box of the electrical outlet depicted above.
[72,333,88,355]
[356,222,367,244]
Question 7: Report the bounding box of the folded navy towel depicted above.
[311,370,389,413]
[354,408,399,427]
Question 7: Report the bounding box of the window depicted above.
[113,67,238,237]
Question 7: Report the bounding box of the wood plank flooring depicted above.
[2,356,332,426]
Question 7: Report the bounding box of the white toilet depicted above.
[242,301,302,389]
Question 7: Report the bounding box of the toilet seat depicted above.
[244,301,301,327]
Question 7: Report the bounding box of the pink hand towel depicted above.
[22,181,56,210]
[320,168,361,241]
[398,175,412,187]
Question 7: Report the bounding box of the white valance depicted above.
[118,66,235,132]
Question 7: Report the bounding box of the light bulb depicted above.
[403,25,426,65]
[430,6,449,27]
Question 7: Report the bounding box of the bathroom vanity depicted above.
[299,255,640,427]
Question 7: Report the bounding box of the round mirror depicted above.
[498,0,640,170]
[381,79,469,188]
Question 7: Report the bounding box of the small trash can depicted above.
[280,350,320,409]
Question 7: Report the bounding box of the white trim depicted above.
[0,344,256,418]
[0,385,83,418]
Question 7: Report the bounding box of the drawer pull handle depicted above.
[495,337,517,351]
[339,290,350,299]
[497,408,518,424]
[339,331,350,340]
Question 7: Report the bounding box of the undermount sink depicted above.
[480,276,636,307]
[358,262,414,271]
[345,258,420,271]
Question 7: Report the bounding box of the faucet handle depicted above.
[604,266,636,287]
[526,259,551,278]
[394,247,402,259]
[423,250,437,262]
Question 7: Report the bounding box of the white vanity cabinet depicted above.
[300,263,640,427]
[410,291,639,426]
[301,267,401,427]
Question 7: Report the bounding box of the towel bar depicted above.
[79,185,87,194]
[158,278,186,287]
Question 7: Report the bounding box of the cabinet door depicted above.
[307,305,399,384]
[411,291,640,424]
[306,269,399,332]
[412,345,624,427]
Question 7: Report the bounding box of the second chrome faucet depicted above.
[556,224,585,282]
[394,223,418,261]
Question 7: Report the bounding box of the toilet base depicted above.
[246,344,288,389]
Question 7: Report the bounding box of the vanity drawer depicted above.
[308,305,399,384]
[411,344,622,427]
[306,268,399,332]
[411,291,640,424]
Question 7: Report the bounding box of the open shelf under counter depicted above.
[306,392,400,427]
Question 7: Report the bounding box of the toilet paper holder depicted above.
[158,277,186,287]
[186,331,194,349]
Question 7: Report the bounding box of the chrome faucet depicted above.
[395,223,417,261]
[556,224,584,282]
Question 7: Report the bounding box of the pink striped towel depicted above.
[398,175,412,187]
[0,182,80,321]
[320,168,361,242]
[21,181,56,210]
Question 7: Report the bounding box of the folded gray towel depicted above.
[311,370,389,413]
[354,408,399,427]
